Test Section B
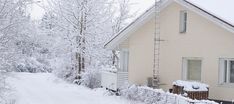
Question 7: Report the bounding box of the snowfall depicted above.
[6,73,143,104]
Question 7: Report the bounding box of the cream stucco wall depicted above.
[123,2,234,101]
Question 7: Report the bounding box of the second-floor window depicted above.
[180,10,187,33]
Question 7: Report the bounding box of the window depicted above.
[180,10,187,33]
[120,49,129,72]
[219,59,234,84]
[183,58,202,81]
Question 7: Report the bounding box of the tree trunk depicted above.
[76,0,87,78]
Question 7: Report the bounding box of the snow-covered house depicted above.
[104,0,234,102]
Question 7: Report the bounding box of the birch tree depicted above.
[46,0,113,79]
[41,0,132,87]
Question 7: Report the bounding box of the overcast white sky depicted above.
[188,0,234,25]
[129,0,155,16]
[30,0,155,20]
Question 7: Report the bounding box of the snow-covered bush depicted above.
[14,57,52,73]
[52,56,77,82]
[54,66,77,82]
[80,66,101,89]
[54,64,102,89]
[121,85,165,104]
[120,85,218,104]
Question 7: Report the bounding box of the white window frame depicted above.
[179,10,187,33]
[219,58,234,84]
[182,57,202,81]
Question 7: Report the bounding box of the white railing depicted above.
[101,70,128,91]
[117,71,128,89]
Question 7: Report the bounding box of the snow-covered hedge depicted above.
[121,85,218,104]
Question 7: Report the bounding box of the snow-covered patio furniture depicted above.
[172,80,209,100]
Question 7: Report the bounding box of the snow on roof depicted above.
[186,0,234,26]
[173,80,209,92]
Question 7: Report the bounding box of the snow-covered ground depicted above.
[6,73,142,104]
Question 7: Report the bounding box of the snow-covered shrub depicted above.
[14,57,52,73]
[120,85,218,104]
[121,85,165,104]
[53,58,103,89]
[55,66,77,82]
[80,66,101,89]
[51,55,78,82]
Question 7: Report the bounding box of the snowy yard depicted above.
[6,73,142,104]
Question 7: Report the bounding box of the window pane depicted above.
[224,60,227,83]
[123,51,129,72]
[230,61,234,83]
[184,12,187,31]
[187,60,201,81]
[180,11,187,33]
[120,51,129,72]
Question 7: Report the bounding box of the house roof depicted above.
[105,0,234,50]
[187,0,234,26]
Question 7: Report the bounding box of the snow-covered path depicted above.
[7,73,141,104]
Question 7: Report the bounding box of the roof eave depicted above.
[104,0,172,50]
[176,0,234,33]
[105,7,156,50]
[105,0,234,50]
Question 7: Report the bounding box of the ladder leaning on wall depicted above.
[152,0,162,88]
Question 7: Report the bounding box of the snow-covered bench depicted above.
[172,80,209,100]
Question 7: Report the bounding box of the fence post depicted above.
[164,94,168,104]
[174,96,177,104]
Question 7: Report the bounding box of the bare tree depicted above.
[111,0,132,66]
